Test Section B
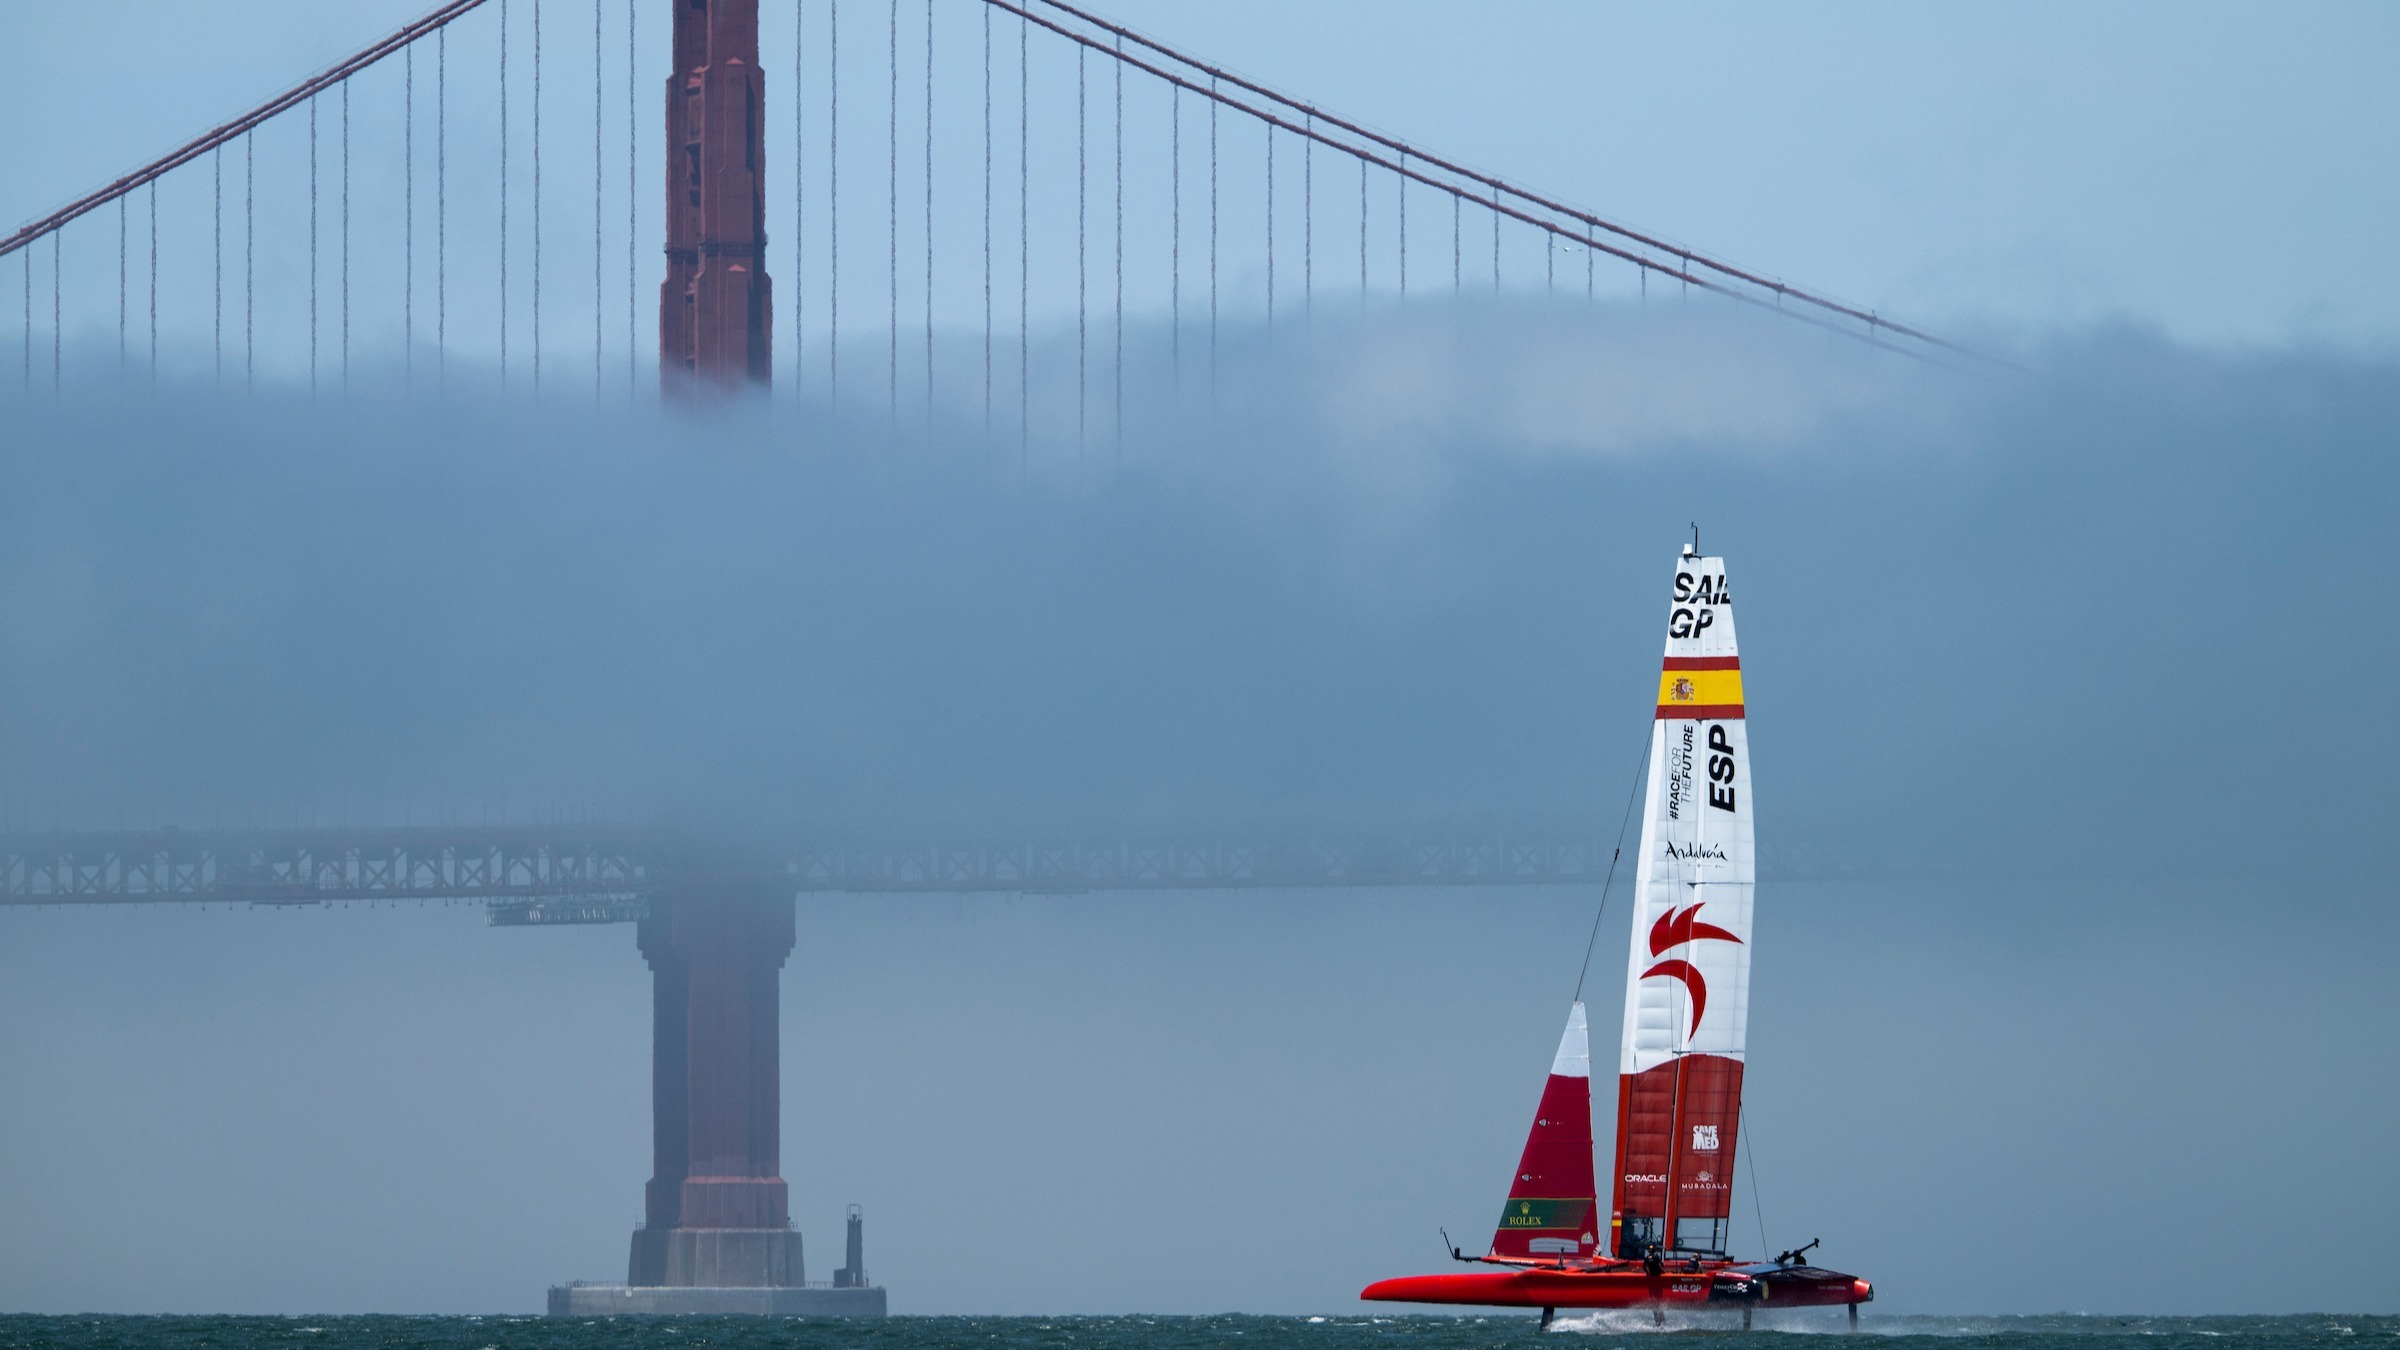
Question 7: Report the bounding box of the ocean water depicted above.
[2,1315,2391,1350]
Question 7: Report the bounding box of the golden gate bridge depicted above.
[1,0,1963,1315]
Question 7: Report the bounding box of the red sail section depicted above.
[1490,1004,1598,1261]
[1609,1056,1744,1258]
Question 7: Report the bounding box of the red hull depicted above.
[1361,1264,1870,1310]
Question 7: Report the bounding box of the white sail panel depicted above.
[1619,548,1755,1075]
[1608,546,1758,1257]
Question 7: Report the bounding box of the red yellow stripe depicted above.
[1655,657,1744,719]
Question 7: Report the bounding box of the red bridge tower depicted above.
[661,0,772,391]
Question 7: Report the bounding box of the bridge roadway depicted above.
[4,819,1607,1308]
[0,824,1606,922]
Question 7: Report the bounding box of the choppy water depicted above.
[3,1315,2393,1350]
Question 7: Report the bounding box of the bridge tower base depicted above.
[546,881,887,1317]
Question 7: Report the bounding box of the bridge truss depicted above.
[0,825,1608,923]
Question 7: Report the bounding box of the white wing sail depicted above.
[1609,545,1754,1259]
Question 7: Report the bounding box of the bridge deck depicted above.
[0,827,1605,921]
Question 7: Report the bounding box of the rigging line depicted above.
[1077,44,1086,468]
[533,0,542,391]
[982,2,991,443]
[406,44,414,383]
[1741,1102,1770,1260]
[1572,727,1654,1003]
[1025,0,1970,361]
[889,0,898,435]
[501,0,510,382]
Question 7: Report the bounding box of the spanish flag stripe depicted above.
[1660,656,1741,671]
[1657,668,1744,707]
[1656,704,1746,721]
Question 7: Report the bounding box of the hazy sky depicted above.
[2,0,2396,363]
[3,0,2397,1321]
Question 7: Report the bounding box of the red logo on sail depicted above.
[1640,903,1743,1039]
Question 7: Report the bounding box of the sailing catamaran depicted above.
[1361,545,1873,1326]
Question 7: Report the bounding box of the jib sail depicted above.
[1489,1001,1600,1261]
[1611,545,1754,1259]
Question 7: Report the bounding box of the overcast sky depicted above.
[2,0,2395,1320]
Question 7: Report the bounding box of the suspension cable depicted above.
[440,26,449,387]
[500,0,509,382]
[1112,35,1122,463]
[888,0,899,433]
[1021,0,1969,359]
[806,0,816,398]
[830,0,840,414]
[0,0,493,264]
[984,0,1970,363]
[1169,84,1178,405]
[593,0,602,402]
[532,0,542,390]
[311,95,320,394]
[342,79,351,392]
[1077,44,1087,467]
[981,2,991,443]
[214,146,223,387]
[406,43,415,384]
[245,132,254,390]
[149,182,158,388]
[1264,123,1273,326]
[1016,8,1026,472]
[614,0,624,393]
[925,0,934,442]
